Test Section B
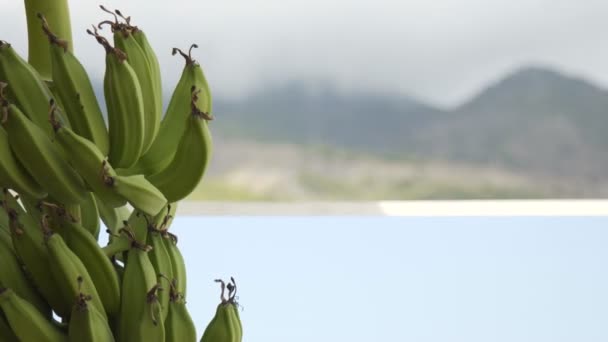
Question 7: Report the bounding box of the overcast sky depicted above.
[2,0,608,107]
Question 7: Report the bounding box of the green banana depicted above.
[0,311,19,342]
[40,15,110,155]
[68,279,115,342]
[50,110,127,208]
[0,93,87,205]
[48,207,121,317]
[0,227,51,317]
[99,7,161,154]
[148,87,212,202]
[43,220,106,316]
[0,126,46,199]
[200,280,241,342]
[120,10,163,135]
[118,229,164,342]
[129,45,212,176]
[165,279,196,342]
[102,209,147,259]
[0,287,68,342]
[227,278,243,340]
[163,232,188,299]
[96,196,130,237]
[24,0,73,80]
[112,174,167,217]
[80,191,101,239]
[3,195,69,317]
[146,208,173,321]
[88,28,145,169]
[0,41,71,138]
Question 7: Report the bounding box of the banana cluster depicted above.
[0,5,241,342]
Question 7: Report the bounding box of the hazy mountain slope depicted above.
[416,67,608,180]
[214,82,443,156]
[213,67,608,184]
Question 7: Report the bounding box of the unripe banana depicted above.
[146,207,174,321]
[43,220,106,316]
[99,8,161,154]
[118,230,164,342]
[0,92,87,205]
[40,15,110,155]
[0,41,70,136]
[0,226,51,317]
[129,45,212,176]
[101,210,145,258]
[68,279,115,342]
[24,0,73,80]
[0,287,68,342]
[88,28,145,169]
[113,9,163,126]
[163,231,188,297]
[3,194,69,317]
[80,191,101,239]
[148,86,212,202]
[0,126,46,199]
[96,196,131,237]
[50,109,127,208]
[227,278,243,341]
[48,207,120,317]
[126,13,163,131]
[112,174,167,217]
[165,278,196,342]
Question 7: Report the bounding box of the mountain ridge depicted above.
[211,65,608,188]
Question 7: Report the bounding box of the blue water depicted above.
[171,217,608,341]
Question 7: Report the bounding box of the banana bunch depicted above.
[0,3,241,341]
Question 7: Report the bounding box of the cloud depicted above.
[2,0,608,107]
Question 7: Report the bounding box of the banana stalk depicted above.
[24,0,73,80]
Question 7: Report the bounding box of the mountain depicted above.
[214,82,442,157]
[212,67,608,193]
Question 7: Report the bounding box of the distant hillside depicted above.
[417,67,608,181]
[214,82,442,157]
[212,67,608,194]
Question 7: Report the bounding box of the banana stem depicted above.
[23,0,73,80]
[102,237,131,258]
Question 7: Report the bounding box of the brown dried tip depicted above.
[38,13,69,51]
[215,279,227,303]
[166,232,178,245]
[228,277,238,301]
[114,9,133,27]
[172,44,198,66]
[87,25,127,62]
[98,5,120,31]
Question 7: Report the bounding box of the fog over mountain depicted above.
[4,0,608,106]
[211,66,608,195]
